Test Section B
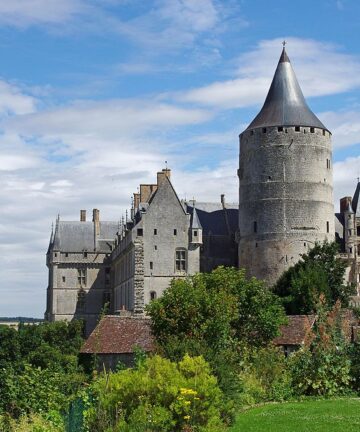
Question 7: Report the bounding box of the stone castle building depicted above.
[46,169,237,334]
[238,47,334,286]
[45,47,358,333]
[335,182,360,294]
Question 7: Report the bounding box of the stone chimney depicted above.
[157,168,171,187]
[80,210,86,222]
[140,184,157,203]
[93,209,100,249]
[340,197,352,213]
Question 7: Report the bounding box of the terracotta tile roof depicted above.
[273,315,316,346]
[80,315,155,354]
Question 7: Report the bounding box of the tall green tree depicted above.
[147,267,286,353]
[273,241,355,314]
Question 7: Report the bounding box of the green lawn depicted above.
[231,398,360,432]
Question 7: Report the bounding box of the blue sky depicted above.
[0,0,359,317]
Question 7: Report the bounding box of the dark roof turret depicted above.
[246,47,328,131]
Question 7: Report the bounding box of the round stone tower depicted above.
[238,47,334,286]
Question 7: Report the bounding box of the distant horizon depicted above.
[0,0,359,317]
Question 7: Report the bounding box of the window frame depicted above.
[175,248,187,272]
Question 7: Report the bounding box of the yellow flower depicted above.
[183,415,190,420]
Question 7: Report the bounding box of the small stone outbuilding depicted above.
[273,315,316,357]
[80,315,155,370]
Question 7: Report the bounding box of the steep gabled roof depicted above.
[186,203,238,236]
[246,47,327,131]
[273,315,316,346]
[80,316,154,354]
[52,220,118,252]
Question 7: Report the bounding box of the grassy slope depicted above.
[231,399,360,432]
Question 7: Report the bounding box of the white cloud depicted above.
[157,0,219,33]
[319,110,360,148]
[333,156,360,205]
[0,80,36,115]
[178,37,360,108]
[0,0,87,27]
[4,100,212,145]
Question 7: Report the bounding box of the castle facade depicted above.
[45,48,360,334]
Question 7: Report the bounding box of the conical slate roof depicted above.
[353,181,360,216]
[246,47,327,131]
[191,207,202,229]
[346,201,355,215]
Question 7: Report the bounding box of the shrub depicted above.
[0,412,64,432]
[85,354,226,432]
[238,346,293,405]
[289,300,352,396]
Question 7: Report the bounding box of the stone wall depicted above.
[239,125,334,286]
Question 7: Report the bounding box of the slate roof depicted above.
[246,47,327,131]
[273,315,316,346]
[353,182,360,217]
[191,207,202,229]
[81,316,155,354]
[52,221,118,253]
[186,203,238,236]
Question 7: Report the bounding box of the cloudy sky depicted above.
[0,0,359,317]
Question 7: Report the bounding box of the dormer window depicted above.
[193,230,198,237]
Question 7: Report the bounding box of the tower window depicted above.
[310,127,315,133]
[137,228,143,236]
[175,249,186,272]
[150,291,157,301]
[77,268,86,287]
[194,230,198,236]
[322,130,326,136]
[65,253,68,257]
[154,245,157,250]
[295,126,300,132]
[174,229,177,235]
[326,221,330,233]
[262,127,267,133]
[150,261,153,270]
[154,229,157,235]
[83,252,87,258]
[254,221,257,233]
[278,126,283,132]
[62,276,66,283]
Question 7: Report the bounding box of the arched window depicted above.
[150,291,157,301]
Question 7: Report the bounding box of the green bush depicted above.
[85,354,226,432]
[0,412,64,432]
[238,346,293,405]
[0,364,85,417]
[289,301,352,396]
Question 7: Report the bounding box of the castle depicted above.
[45,47,360,334]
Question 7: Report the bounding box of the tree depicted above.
[147,267,286,352]
[273,241,355,314]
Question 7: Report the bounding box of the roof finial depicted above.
[165,160,168,170]
[282,40,287,48]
